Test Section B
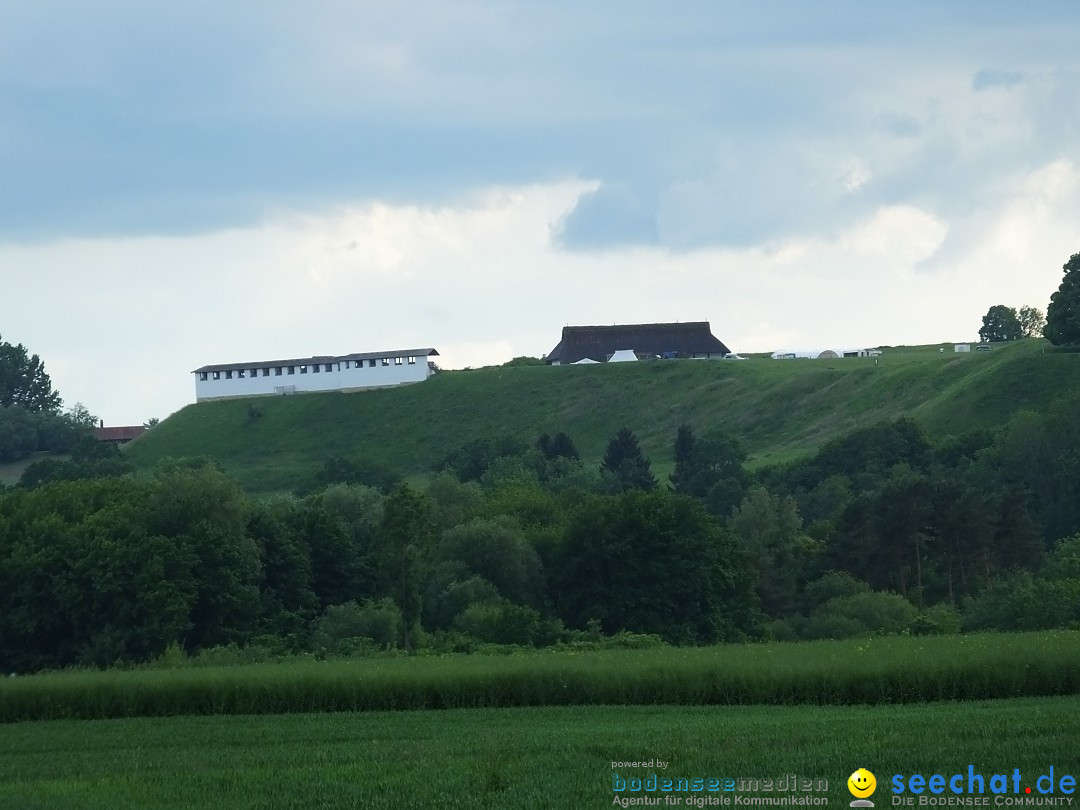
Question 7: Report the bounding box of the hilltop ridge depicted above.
[125,340,1080,493]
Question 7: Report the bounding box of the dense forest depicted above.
[3,387,1080,673]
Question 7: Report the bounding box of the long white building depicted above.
[193,348,440,402]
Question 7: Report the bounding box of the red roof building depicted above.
[94,425,146,444]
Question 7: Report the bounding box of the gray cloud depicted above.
[1,0,1078,251]
[552,184,658,249]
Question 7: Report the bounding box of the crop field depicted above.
[2,632,1079,723]
[1,696,1078,809]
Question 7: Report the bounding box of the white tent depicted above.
[607,349,639,362]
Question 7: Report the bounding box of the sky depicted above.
[2,1,1079,425]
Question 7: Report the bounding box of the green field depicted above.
[125,340,1080,493]
[3,634,1079,808]
[3,633,1078,723]
[1,697,1077,809]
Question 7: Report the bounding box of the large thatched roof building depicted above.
[544,322,730,365]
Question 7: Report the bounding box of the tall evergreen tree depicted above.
[537,431,579,461]
[669,425,748,514]
[669,424,697,492]
[601,428,657,492]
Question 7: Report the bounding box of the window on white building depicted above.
[275,367,283,376]
[325,364,334,372]
[199,372,208,381]
[394,356,403,366]
[288,367,295,375]
[381,358,390,366]
[407,357,416,365]
[368,359,376,368]
[225,371,233,380]
[237,370,245,379]
[213,371,221,380]
[312,364,320,373]
[300,365,307,374]
[262,368,270,377]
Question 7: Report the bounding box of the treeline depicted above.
[0,406,99,462]
[3,392,1080,672]
[0,332,94,462]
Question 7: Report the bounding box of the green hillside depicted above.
[126,340,1080,493]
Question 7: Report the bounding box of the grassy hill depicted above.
[126,340,1080,494]
[0,452,69,488]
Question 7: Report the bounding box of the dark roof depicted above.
[193,348,439,374]
[545,323,729,364]
[94,426,146,443]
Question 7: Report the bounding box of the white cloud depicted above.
[3,3,1080,426]
[2,160,1077,425]
[839,206,949,268]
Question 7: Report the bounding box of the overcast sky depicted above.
[2,1,1079,425]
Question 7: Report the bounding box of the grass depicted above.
[3,632,1079,723]
[125,339,1080,493]
[0,697,1077,808]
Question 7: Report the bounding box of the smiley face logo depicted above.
[848,769,877,799]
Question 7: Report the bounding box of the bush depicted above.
[454,601,543,646]
[804,590,917,639]
[424,572,501,630]
[315,599,404,653]
[909,604,962,636]
[802,613,868,640]
[762,618,801,642]
[802,571,871,612]
[1044,535,1080,581]
[963,572,1080,632]
[304,456,401,495]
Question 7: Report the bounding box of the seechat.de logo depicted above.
[849,769,878,808]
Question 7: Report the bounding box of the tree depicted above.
[145,464,261,651]
[729,487,815,617]
[669,425,748,515]
[436,517,543,607]
[600,428,657,491]
[0,407,38,462]
[378,484,435,647]
[1045,252,1080,346]
[978,305,1022,343]
[536,432,579,461]
[304,455,400,495]
[0,334,61,413]
[19,435,133,487]
[551,491,756,642]
[35,403,97,454]
[1017,305,1046,339]
[502,356,545,367]
[435,435,529,482]
[247,496,317,642]
[298,495,369,610]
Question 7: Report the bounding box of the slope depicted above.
[125,340,1080,493]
